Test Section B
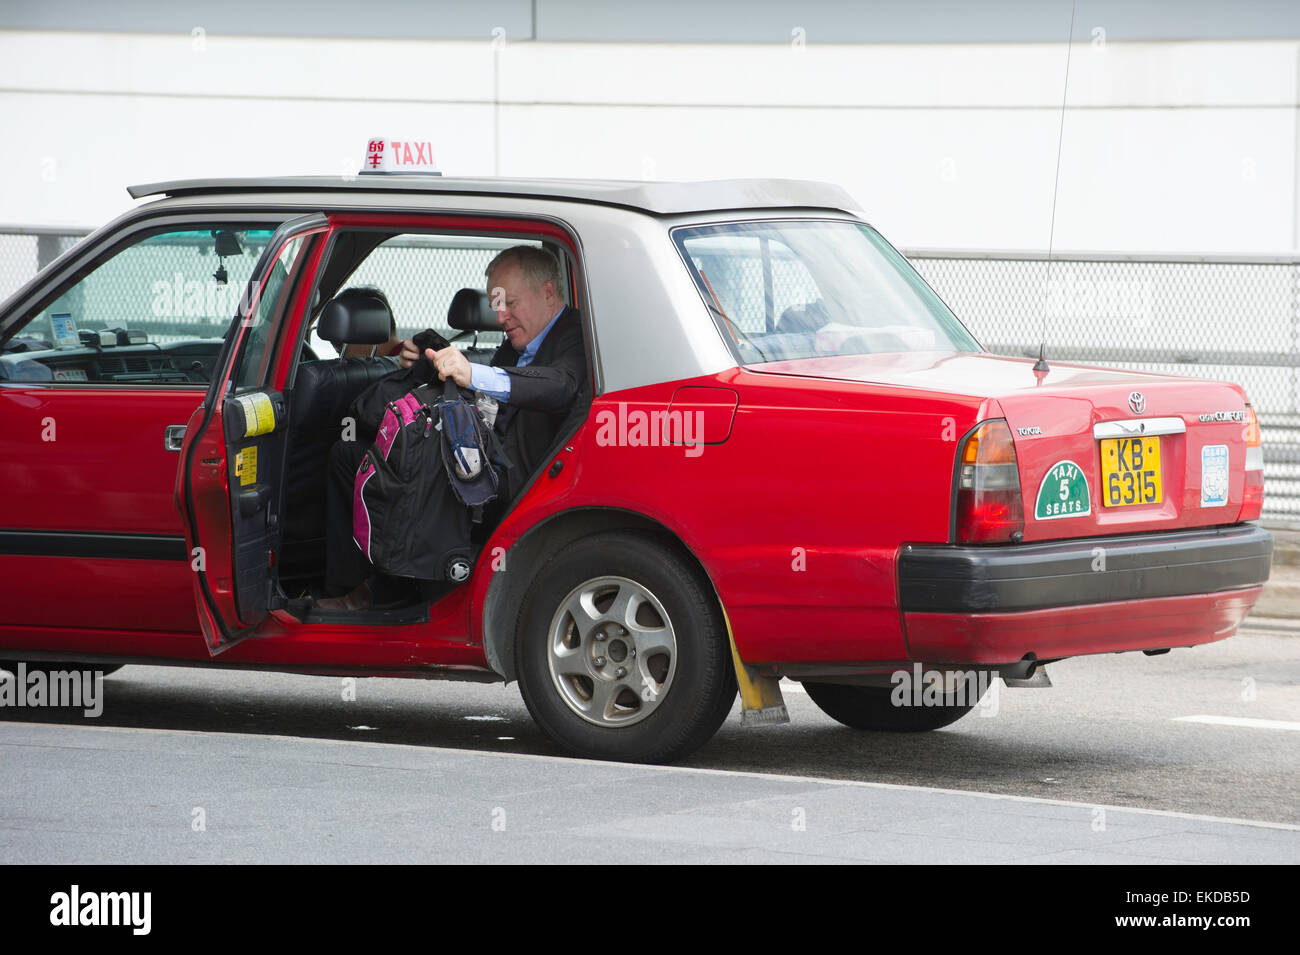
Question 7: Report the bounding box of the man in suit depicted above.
[319,245,587,611]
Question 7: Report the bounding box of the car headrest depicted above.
[447,288,499,332]
[317,290,393,346]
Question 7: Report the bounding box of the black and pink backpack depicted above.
[350,330,504,582]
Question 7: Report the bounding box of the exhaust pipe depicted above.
[1000,654,1053,688]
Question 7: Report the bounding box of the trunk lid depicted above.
[751,351,1254,540]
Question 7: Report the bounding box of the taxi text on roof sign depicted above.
[362,138,440,175]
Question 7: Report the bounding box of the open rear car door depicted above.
[175,214,328,653]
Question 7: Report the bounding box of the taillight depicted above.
[955,419,1024,543]
[1240,405,1263,521]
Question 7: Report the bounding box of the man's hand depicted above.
[398,338,472,387]
[427,344,472,388]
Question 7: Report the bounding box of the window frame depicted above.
[282,213,591,394]
[0,212,288,392]
[669,214,984,366]
[229,231,320,395]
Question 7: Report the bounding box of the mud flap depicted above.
[723,607,789,726]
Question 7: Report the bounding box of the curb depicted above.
[1253,525,1300,620]
[1253,573,1300,620]
[1264,525,1300,567]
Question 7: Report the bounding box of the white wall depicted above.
[1,29,1295,253]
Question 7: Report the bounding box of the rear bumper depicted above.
[898,524,1271,664]
[903,586,1262,664]
[899,524,1271,613]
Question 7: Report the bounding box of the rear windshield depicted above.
[673,219,980,363]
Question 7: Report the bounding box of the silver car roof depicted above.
[101,181,865,394]
[126,175,860,216]
[107,189,863,394]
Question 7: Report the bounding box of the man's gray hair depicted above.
[485,245,565,300]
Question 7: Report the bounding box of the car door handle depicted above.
[165,425,187,452]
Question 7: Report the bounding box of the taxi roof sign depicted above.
[361,138,441,176]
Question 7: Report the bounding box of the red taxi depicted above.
[0,156,1272,762]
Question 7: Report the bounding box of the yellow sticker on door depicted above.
[235,393,275,437]
[235,446,258,486]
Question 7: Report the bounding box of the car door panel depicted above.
[0,216,290,643]
[222,388,289,624]
[178,215,327,653]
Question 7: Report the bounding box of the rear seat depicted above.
[279,291,400,584]
[282,356,397,545]
[278,288,502,585]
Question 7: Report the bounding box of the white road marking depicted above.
[5,719,1297,832]
[1173,715,1300,732]
[779,679,806,694]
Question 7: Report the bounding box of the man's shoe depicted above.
[316,580,373,612]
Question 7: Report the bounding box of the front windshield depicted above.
[673,219,980,363]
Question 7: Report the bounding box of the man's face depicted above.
[488,261,559,350]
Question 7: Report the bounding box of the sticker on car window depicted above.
[1201,444,1229,508]
[50,312,78,349]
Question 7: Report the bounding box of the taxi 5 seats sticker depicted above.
[1035,459,1092,520]
[1201,444,1229,507]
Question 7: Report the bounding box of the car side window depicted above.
[675,220,980,362]
[232,234,310,392]
[683,234,821,334]
[1,226,275,386]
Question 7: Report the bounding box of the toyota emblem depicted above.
[1128,391,1146,414]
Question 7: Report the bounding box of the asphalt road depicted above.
[2,617,1297,841]
[3,720,1295,864]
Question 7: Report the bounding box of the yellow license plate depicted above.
[1101,436,1162,507]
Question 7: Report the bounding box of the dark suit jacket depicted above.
[487,306,587,498]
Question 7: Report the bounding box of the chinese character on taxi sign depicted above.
[360,137,439,175]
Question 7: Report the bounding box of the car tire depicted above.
[0,661,123,677]
[515,531,736,763]
[803,680,978,732]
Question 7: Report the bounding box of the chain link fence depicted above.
[3,226,1296,524]
[0,227,84,305]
